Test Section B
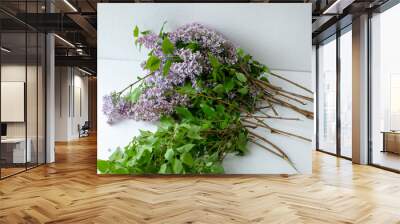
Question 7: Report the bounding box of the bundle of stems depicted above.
[114,69,314,173]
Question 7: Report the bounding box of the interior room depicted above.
[370,3,400,171]
[0,0,400,223]
[0,16,46,178]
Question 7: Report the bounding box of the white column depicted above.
[352,14,369,164]
[45,0,56,163]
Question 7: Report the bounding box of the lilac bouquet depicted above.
[99,22,314,174]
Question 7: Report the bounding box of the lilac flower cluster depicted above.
[169,23,238,65]
[103,23,238,123]
[102,94,133,123]
[136,33,160,49]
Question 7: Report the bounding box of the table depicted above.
[1,138,32,163]
[382,131,400,154]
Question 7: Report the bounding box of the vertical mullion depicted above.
[316,45,320,150]
[36,0,39,167]
[44,0,48,164]
[367,11,373,165]
[25,0,28,171]
[336,30,341,157]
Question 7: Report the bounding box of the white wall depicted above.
[97,3,313,174]
[55,67,89,141]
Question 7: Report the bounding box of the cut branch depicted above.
[269,72,313,94]
[117,72,154,95]
[241,114,300,121]
[249,139,298,173]
[248,131,298,172]
[242,117,311,142]
[265,96,314,119]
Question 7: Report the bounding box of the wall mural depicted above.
[97,22,314,174]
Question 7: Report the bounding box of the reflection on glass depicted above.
[38,33,46,165]
[340,30,352,158]
[0,1,47,179]
[27,31,38,169]
[1,32,27,177]
[371,3,400,171]
[318,38,337,154]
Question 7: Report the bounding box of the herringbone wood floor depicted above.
[1,135,400,224]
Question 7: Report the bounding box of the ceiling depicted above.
[0,0,392,74]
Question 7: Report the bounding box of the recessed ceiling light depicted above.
[322,0,354,15]
[78,67,93,76]
[54,34,75,48]
[1,47,11,53]
[63,0,78,12]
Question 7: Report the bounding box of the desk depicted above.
[1,138,31,163]
[382,131,400,154]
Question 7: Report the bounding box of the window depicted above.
[318,37,337,154]
[370,3,400,171]
[339,29,352,158]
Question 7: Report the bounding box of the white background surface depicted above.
[97,3,313,174]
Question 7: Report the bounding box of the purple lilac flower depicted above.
[168,23,238,66]
[103,94,133,123]
[103,23,239,123]
[136,32,160,49]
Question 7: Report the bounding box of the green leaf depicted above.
[237,132,248,155]
[161,37,174,55]
[215,105,225,114]
[187,126,202,140]
[163,60,172,76]
[212,84,225,95]
[238,86,248,95]
[224,79,235,92]
[159,116,174,130]
[177,84,196,95]
[173,158,183,174]
[141,30,151,35]
[175,107,194,120]
[260,76,269,82]
[181,152,194,167]
[145,55,161,72]
[176,144,195,153]
[159,163,169,174]
[264,65,270,74]
[200,103,215,118]
[210,164,224,173]
[133,26,139,38]
[127,87,142,103]
[237,48,245,57]
[208,53,221,69]
[164,148,175,161]
[236,72,247,83]
[186,42,200,52]
[110,166,130,174]
[159,21,167,37]
[97,160,110,173]
[109,148,124,161]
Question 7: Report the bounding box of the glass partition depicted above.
[1,31,28,177]
[0,2,46,179]
[27,31,38,169]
